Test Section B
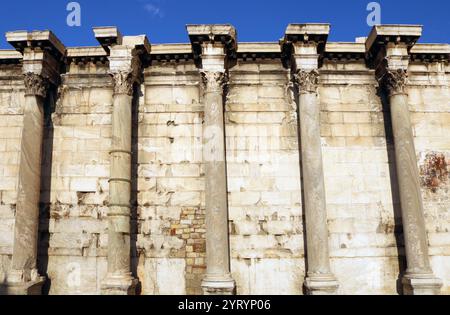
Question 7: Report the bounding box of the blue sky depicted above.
[0,0,449,49]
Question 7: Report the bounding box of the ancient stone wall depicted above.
[0,24,448,295]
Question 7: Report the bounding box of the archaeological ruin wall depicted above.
[0,24,449,295]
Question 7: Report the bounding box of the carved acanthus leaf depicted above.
[23,72,50,98]
[201,71,228,93]
[381,69,408,96]
[293,69,319,93]
[110,55,142,96]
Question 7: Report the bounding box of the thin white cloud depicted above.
[142,1,165,18]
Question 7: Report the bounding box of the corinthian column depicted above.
[95,29,151,295]
[366,25,442,295]
[187,24,237,295]
[282,24,338,295]
[2,31,65,295]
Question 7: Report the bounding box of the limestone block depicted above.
[85,165,109,178]
[61,88,113,109]
[138,191,171,206]
[170,164,201,177]
[0,219,14,246]
[47,256,100,295]
[157,178,204,192]
[141,219,163,235]
[0,177,17,191]
[145,86,199,105]
[169,192,201,207]
[233,221,260,236]
[227,86,259,103]
[231,258,304,295]
[229,192,261,206]
[155,206,182,220]
[70,178,98,192]
[0,205,15,219]
[49,218,107,234]
[430,256,450,295]
[262,220,295,236]
[140,258,186,295]
[332,257,400,295]
[261,192,292,206]
[138,164,169,178]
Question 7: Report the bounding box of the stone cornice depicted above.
[281,23,330,69]
[93,26,123,54]
[323,42,366,62]
[6,30,66,60]
[0,50,22,65]
[410,44,450,63]
[366,25,423,54]
[365,25,423,70]
[186,24,238,67]
[66,47,109,66]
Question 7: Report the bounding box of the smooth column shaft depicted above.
[11,95,45,280]
[299,92,332,276]
[203,89,231,280]
[108,93,133,277]
[390,93,432,275]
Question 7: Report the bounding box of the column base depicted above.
[202,275,236,295]
[0,278,46,295]
[101,275,139,295]
[1,269,46,295]
[402,273,442,295]
[305,274,339,295]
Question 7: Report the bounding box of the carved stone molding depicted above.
[23,72,50,98]
[380,68,408,96]
[201,71,228,93]
[110,55,142,96]
[293,69,320,94]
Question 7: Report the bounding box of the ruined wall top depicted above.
[0,24,448,66]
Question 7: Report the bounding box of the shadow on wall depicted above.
[37,86,57,295]
[0,274,8,295]
[379,87,407,295]
[130,84,142,295]
[293,80,310,295]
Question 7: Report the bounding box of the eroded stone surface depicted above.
[0,24,449,295]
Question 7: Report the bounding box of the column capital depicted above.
[379,68,409,96]
[186,24,237,70]
[6,30,66,92]
[201,71,228,93]
[96,31,151,96]
[365,25,422,95]
[281,23,330,70]
[109,48,143,96]
[23,72,50,97]
[293,69,319,94]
